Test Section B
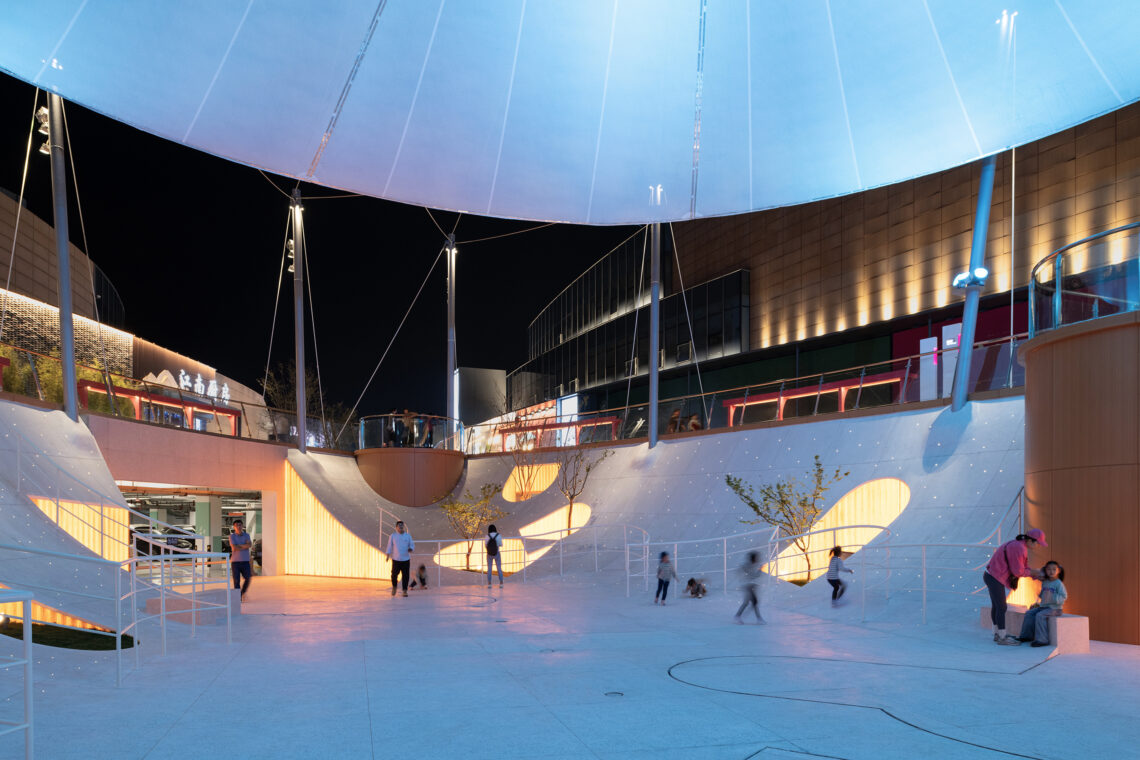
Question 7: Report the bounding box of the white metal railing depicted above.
[0,589,33,760]
[625,525,778,598]
[0,542,232,686]
[626,523,893,620]
[393,523,649,589]
[857,486,1025,623]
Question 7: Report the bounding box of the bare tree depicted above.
[506,416,551,501]
[439,483,507,571]
[725,455,848,579]
[554,446,612,531]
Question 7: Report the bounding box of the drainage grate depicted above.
[604,691,624,697]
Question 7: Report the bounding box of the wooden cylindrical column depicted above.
[1020,311,1140,644]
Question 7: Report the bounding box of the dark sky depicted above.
[0,72,639,419]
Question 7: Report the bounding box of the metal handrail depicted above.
[0,541,232,686]
[1028,221,1140,337]
[0,589,34,759]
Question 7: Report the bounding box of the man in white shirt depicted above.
[385,520,415,597]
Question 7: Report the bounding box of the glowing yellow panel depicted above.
[518,503,592,537]
[502,463,559,502]
[30,497,129,563]
[1007,577,1042,608]
[763,477,911,583]
[431,502,591,574]
[431,538,553,574]
[283,463,391,580]
[0,582,108,631]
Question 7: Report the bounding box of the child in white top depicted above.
[654,552,678,605]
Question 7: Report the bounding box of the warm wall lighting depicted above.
[764,477,911,583]
[0,582,108,631]
[431,503,592,574]
[283,463,391,579]
[502,463,560,502]
[30,497,129,563]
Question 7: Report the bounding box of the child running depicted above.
[827,546,854,606]
[654,552,678,605]
[1016,561,1067,647]
[734,552,765,624]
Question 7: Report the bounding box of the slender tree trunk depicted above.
[466,540,473,571]
[567,499,574,531]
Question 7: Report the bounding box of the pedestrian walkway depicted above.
[2,575,1136,759]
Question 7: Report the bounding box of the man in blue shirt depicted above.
[385,520,415,597]
[229,520,253,601]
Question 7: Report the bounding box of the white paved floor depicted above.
[2,574,1137,760]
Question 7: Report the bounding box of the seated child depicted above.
[408,564,429,590]
[1017,561,1066,647]
[684,578,707,598]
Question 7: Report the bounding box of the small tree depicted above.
[507,416,550,500]
[725,455,848,578]
[439,483,507,571]
[555,446,612,530]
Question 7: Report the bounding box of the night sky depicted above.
[0,72,639,420]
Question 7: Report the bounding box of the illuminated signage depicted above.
[178,370,231,403]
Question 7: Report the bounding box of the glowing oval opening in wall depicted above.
[519,503,592,538]
[431,538,553,575]
[763,477,911,583]
[502,464,560,502]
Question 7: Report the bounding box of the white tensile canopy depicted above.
[2,1,1138,224]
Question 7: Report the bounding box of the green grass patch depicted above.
[0,620,135,650]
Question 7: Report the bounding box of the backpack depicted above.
[486,534,499,557]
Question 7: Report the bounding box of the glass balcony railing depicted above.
[357,413,462,451]
[464,334,1025,455]
[1029,222,1140,338]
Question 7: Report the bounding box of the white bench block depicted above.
[980,605,1089,654]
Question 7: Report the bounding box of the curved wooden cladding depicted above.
[1020,311,1140,644]
[354,448,465,507]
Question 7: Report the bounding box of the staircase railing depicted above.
[0,588,33,760]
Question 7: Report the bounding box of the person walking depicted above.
[653,551,678,605]
[984,529,1046,645]
[228,519,253,601]
[826,546,854,606]
[734,551,765,624]
[486,524,504,588]
[385,520,415,597]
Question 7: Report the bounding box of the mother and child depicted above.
[984,529,1067,647]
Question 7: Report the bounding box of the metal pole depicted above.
[446,236,458,446]
[47,94,78,421]
[522,537,527,583]
[160,558,167,656]
[860,544,866,623]
[723,538,728,596]
[225,557,232,645]
[593,527,598,573]
[132,561,139,670]
[648,224,661,448]
[951,154,997,412]
[921,545,927,625]
[559,531,564,577]
[115,569,122,687]
[291,190,307,452]
[22,598,32,760]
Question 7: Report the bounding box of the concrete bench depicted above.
[145,588,241,625]
[980,605,1089,654]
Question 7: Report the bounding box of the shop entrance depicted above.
[118,483,263,573]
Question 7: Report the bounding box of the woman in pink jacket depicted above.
[984,528,1047,645]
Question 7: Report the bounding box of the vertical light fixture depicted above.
[292,189,307,452]
[46,95,78,421]
[446,235,459,444]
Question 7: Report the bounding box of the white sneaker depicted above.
[996,636,1021,646]
[993,632,1001,642]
